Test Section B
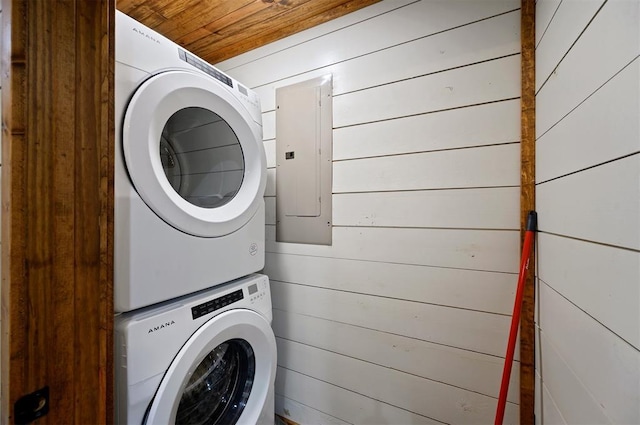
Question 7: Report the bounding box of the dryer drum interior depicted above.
[160,107,245,210]
[176,338,255,425]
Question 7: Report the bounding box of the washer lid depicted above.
[123,70,266,237]
[145,309,276,425]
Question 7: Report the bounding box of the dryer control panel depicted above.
[178,49,232,88]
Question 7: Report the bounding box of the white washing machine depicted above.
[115,11,267,312]
[115,274,276,424]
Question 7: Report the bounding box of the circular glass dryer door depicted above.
[123,70,266,237]
[144,309,277,425]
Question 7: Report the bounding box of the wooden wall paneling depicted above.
[1,0,26,420]
[277,337,520,424]
[265,196,276,225]
[275,366,440,425]
[275,395,349,425]
[330,10,520,96]
[75,2,115,422]
[537,233,640,348]
[332,143,520,193]
[264,253,519,315]
[251,10,521,110]
[270,281,514,357]
[332,100,521,161]
[540,382,568,425]
[266,226,520,273]
[535,1,640,424]
[537,155,640,249]
[534,311,541,422]
[272,309,520,402]
[262,110,275,140]
[333,55,520,127]
[539,282,640,424]
[536,0,640,135]
[539,328,615,423]
[265,169,276,196]
[226,1,523,421]
[535,0,605,91]
[331,187,520,229]
[49,1,79,419]
[534,0,560,47]
[520,0,536,423]
[536,59,640,182]
[534,371,542,424]
[263,139,275,168]
[227,0,520,88]
[0,0,114,423]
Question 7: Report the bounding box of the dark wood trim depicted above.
[520,0,536,423]
[1,1,114,423]
[276,414,301,425]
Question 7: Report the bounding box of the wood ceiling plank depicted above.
[184,0,329,55]
[205,0,313,35]
[150,0,253,41]
[193,0,380,64]
[121,4,167,27]
[180,0,316,53]
[117,0,381,66]
[173,0,275,46]
[174,27,213,46]
[116,0,147,13]
[118,0,200,19]
[146,0,201,19]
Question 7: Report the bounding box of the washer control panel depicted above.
[191,289,243,319]
[248,279,268,304]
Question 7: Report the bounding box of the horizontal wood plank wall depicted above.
[219,1,522,423]
[534,0,640,424]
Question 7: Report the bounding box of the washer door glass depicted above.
[161,107,244,209]
[176,339,255,425]
[143,309,276,425]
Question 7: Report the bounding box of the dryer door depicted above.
[145,309,276,425]
[123,70,266,237]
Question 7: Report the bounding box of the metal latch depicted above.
[14,386,49,424]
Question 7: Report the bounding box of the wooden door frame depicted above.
[520,0,536,423]
[1,1,114,423]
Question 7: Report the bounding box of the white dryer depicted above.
[115,274,276,424]
[115,11,267,312]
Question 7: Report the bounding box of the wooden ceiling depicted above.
[117,0,381,65]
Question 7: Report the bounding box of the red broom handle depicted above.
[495,211,537,425]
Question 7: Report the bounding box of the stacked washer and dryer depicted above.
[114,11,276,425]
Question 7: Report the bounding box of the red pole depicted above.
[495,211,537,425]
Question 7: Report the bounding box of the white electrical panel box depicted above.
[275,75,332,245]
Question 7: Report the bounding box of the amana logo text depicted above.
[148,320,176,334]
[132,27,161,44]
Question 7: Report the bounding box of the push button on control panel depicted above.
[191,289,244,319]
